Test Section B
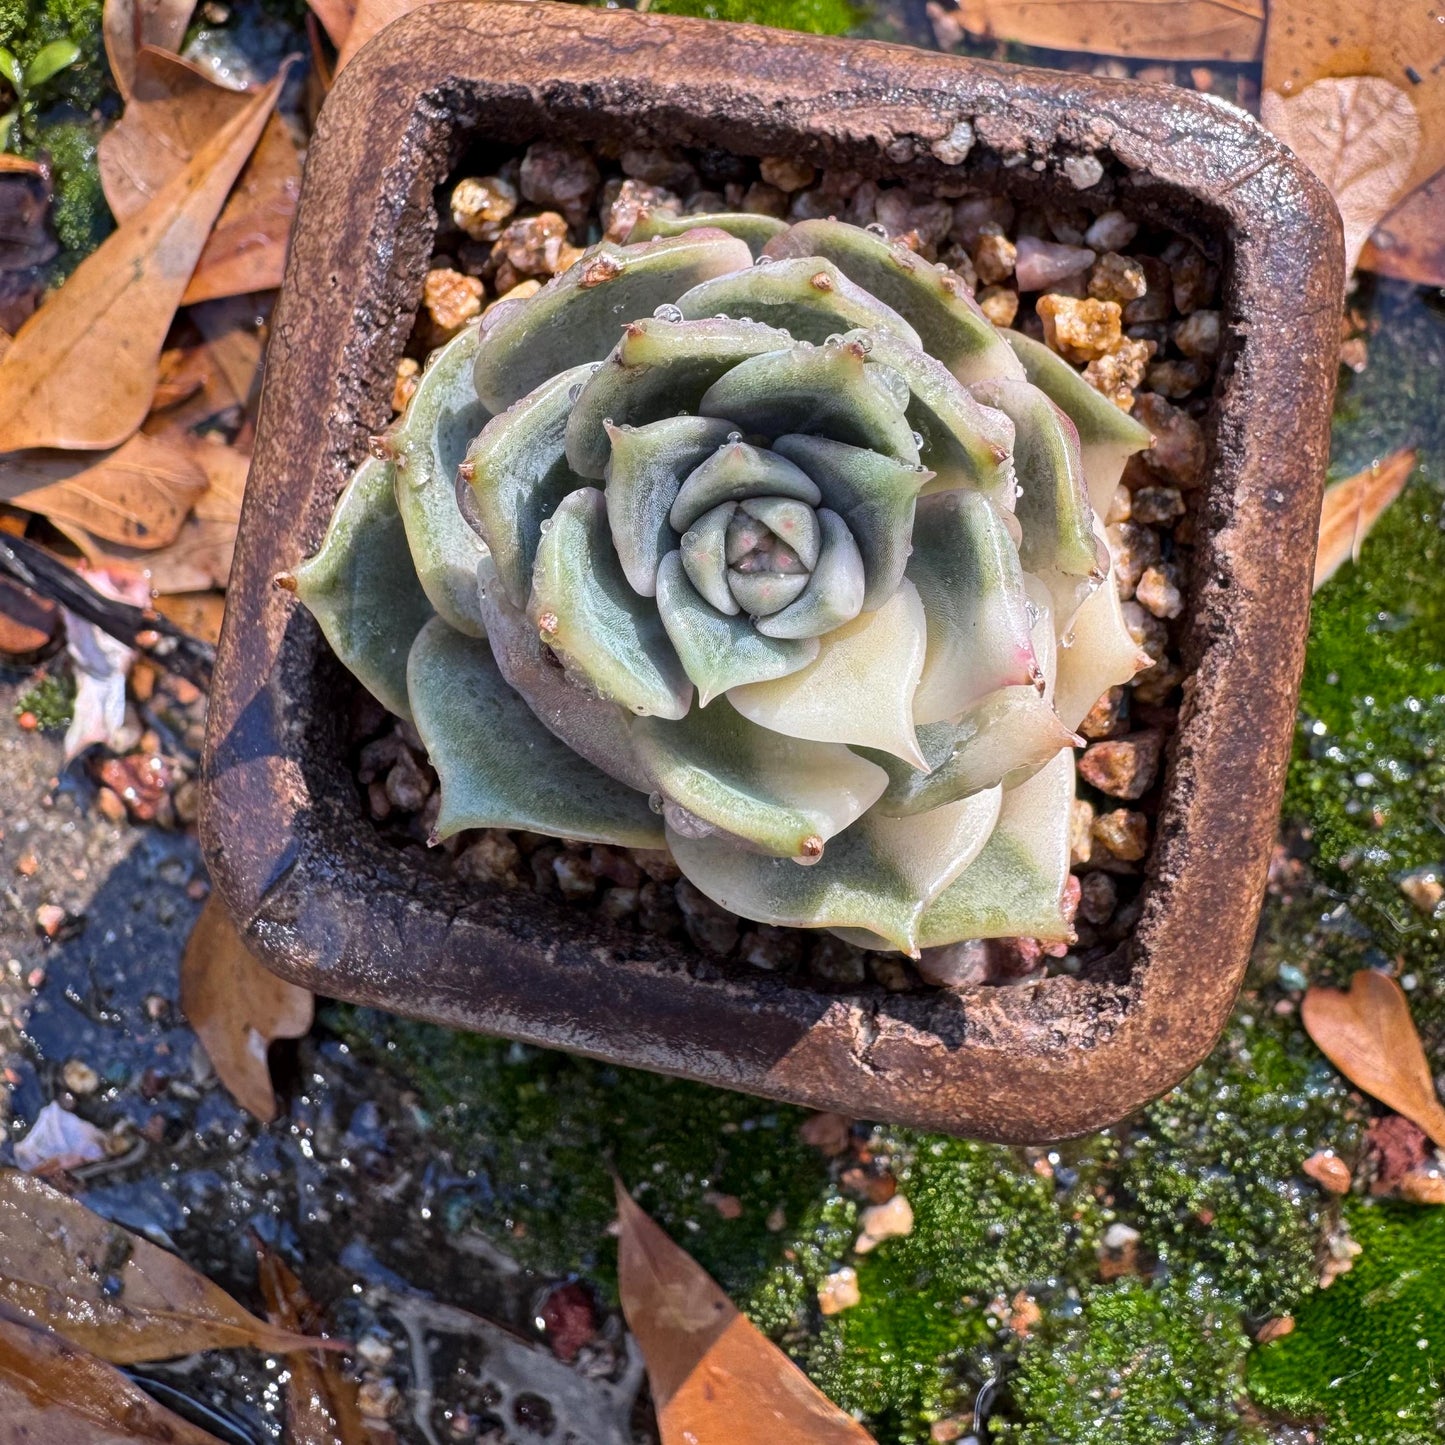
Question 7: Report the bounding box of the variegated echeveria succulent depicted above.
[294,214,1155,957]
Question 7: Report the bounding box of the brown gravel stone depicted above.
[810,935,866,985]
[875,189,952,251]
[1120,599,1168,660]
[1136,562,1184,620]
[455,831,521,886]
[1399,1171,1445,1205]
[1070,797,1095,866]
[914,939,991,987]
[519,140,599,230]
[742,180,789,217]
[1088,252,1147,303]
[675,877,740,955]
[1132,656,1186,704]
[1108,522,1161,598]
[741,925,806,971]
[1398,868,1443,916]
[1134,393,1207,487]
[638,879,682,934]
[1037,294,1122,362]
[1092,808,1150,862]
[976,284,1018,328]
[760,155,816,192]
[1129,485,1185,525]
[422,267,483,334]
[1078,871,1118,925]
[1016,236,1095,292]
[1146,357,1211,398]
[1122,255,1173,324]
[597,886,639,923]
[604,178,680,241]
[1164,237,1219,313]
[1079,685,1129,739]
[632,848,681,882]
[450,175,519,241]
[1174,308,1221,358]
[1084,210,1137,251]
[1302,1150,1353,1195]
[972,228,1017,284]
[492,211,572,275]
[937,242,979,290]
[951,195,1014,247]
[620,147,696,189]
[392,356,420,414]
[1079,731,1163,799]
[1083,335,1154,410]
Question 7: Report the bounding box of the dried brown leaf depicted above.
[0,1170,330,1363]
[1260,76,1420,276]
[307,0,357,48]
[102,0,199,99]
[0,65,286,453]
[183,112,302,304]
[0,1303,228,1444]
[0,431,209,548]
[1262,0,1445,200]
[1313,446,1415,591]
[1302,970,1445,1149]
[336,0,436,72]
[1360,168,1445,288]
[614,1180,877,1444]
[180,895,314,1124]
[151,590,227,644]
[951,0,1263,61]
[255,1243,367,1445]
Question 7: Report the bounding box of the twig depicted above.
[0,533,214,691]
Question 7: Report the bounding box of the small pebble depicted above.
[1135,563,1184,620]
[952,195,1014,247]
[1079,685,1129,740]
[1088,252,1147,303]
[1037,294,1121,361]
[1069,797,1095,867]
[1173,309,1221,357]
[604,178,680,242]
[1079,732,1164,799]
[1084,210,1137,251]
[62,1059,100,1095]
[1062,154,1104,189]
[1083,335,1154,411]
[818,1266,861,1315]
[977,285,1019,328]
[450,175,519,241]
[1146,357,1211,398]
[759,155,816,192]
[855,1193,914,1254]
[35,904,67,938]
[1129,485,1185,525]
[519,141,599,230]
[392,356,420,414]
[422,268,483,335]
[1092,809,1150,862]
[1016,236,1095,292]
[1078,872,1118,926]
[971,228,1017,285]
[1301,1150,1352,1195]
[1134,393,1207,487]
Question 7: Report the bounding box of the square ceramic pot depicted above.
[199,0,1343,1142]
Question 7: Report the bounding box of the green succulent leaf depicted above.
[24,38,81,88]
[477,555,653,793]
[1005,329,1150,514]
[670,438,822,530]
[699,340,921,462]
[565,316,791,478]
[0,47,20,90]
[974,378,1105,633]
[293,456,434,722]
[676,257,923,349]
[678,502,740,614]
[1052,565,1151,732]
[859,329,1016,507]
[389,320,491,636]
[667,783,1003,955]
[631,696,886,857]
[753,507,865,640]
[530,488,693,720]
[915,747,1077,946]
[407,618,662,847]
[772,432,930,610]
[625,209,787,256]
[729,579,927,767]
[655,551,819,701]
[762,220,1024,384]
[462,362,594,607]
[475,230,754,413]
[907,489,1041,724]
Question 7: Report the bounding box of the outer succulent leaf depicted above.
[772,433,930,609]
[679,502,739,614]
[729,579,927,767]
[605,415,737,597]
[626,209,787,256]
[477,555,652,792]
[726,569,810,617]
[530,489,692,719]
[461,363,594,607]
[675,257,923,349]
[667,783,1002,955]
[655,552,818,702]
[916,748,1076,946]
[908,490,1041,724]
[973,377,1105,633]
[294,456,433,722]
[670,439,821,530]
[762,220,1024,383]
[565,316,790,478]
[389,320,490,635]
[1005,329,1150,514]
[1052,556,1152,732]
[631,696,886,857]
[474,230,754,413]
[406,617,662,847]
[754,508,866,639]
[699,340,920,463]
[860,330,1016,507]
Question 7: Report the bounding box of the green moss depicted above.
[1121,1017,1363,1317]
[994,1278,1261,1445]
[14,670,75,731]
[27,116,111,266]
[645,0,861,36]
[1249,1200,1445,1444]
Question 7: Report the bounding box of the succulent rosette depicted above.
[295,215,1155,956]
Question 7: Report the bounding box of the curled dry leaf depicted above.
[0,431,209,548]
[180,895,314,1124]
[255,1242,367,1445]
[951,0,1264,61]
[1260,77,1421,276]
[0,1302,227,1445]
[1359,171,1445,288]
[102,0,199,98]
[0,64,287,454]
[0,1169,330,1363]
[614,1179,878,1444]
[1314,447,1416,591]
[307,0,358,48]
[1302,970,1445,1149]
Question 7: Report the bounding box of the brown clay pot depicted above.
[199,1,1343,1141]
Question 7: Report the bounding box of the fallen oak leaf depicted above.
[0,62,290,454]
[255,1242,367,1445]
[949,0,1264,61]
[152,589,227,645]
[614,1179,877,1444]
[0,431,210,549]
[1314,447,1416,591]
[307,0,358,49]
[1260,76,1421,277]
[102,0,199,99]
[1360,169,1445,289]
[1302,970,1445,1150]
[0,1302,228,1445]
[0,1170,336,1362]
[180,895,314,1124]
